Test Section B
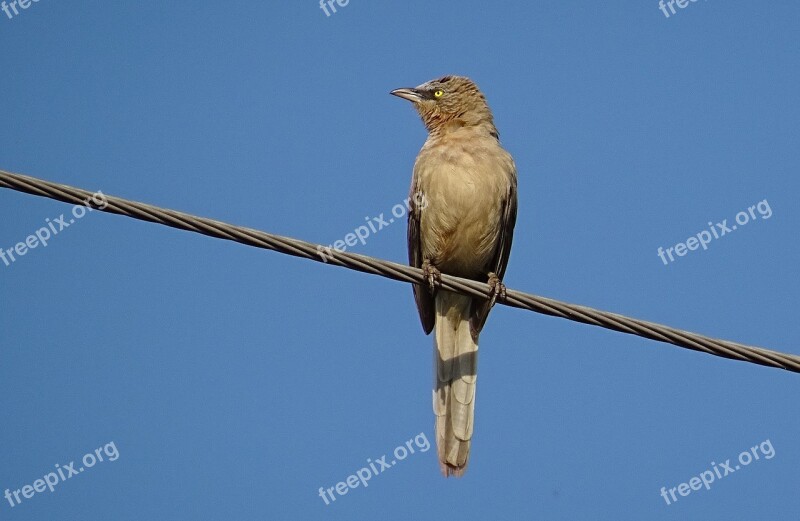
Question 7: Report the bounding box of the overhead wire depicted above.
[2,169,798,374]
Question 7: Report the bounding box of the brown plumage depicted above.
[391,76,518,477]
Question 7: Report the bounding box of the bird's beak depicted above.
[391,88,424,103]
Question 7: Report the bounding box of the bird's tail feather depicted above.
[433,290,478,477]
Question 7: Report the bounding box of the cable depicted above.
[2,169,798,373]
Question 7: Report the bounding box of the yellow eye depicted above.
[434,90,444,98]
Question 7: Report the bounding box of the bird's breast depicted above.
[415,135,513,278]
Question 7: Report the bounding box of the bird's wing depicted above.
[470,166,518,335]
[408,166,435,334]
[492,170,518,281]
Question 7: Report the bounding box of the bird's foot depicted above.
[421,260,442,294]
[487,272,507,306]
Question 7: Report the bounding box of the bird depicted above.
[391,76,518,477]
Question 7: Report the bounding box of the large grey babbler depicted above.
[391,76,518,477]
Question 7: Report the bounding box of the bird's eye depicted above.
[434,90,444,98]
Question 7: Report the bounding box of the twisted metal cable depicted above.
[2,169,799,374]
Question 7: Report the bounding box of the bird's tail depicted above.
[433,290,478,477]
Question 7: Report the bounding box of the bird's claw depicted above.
[487,272,507,306]
[422,260,442,294]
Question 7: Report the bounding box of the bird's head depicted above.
[391,76,497,136]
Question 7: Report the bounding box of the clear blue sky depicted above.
[1,1,798,519]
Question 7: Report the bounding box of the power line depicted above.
[2,169,798,374]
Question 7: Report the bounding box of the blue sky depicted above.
[1,1,798,519]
